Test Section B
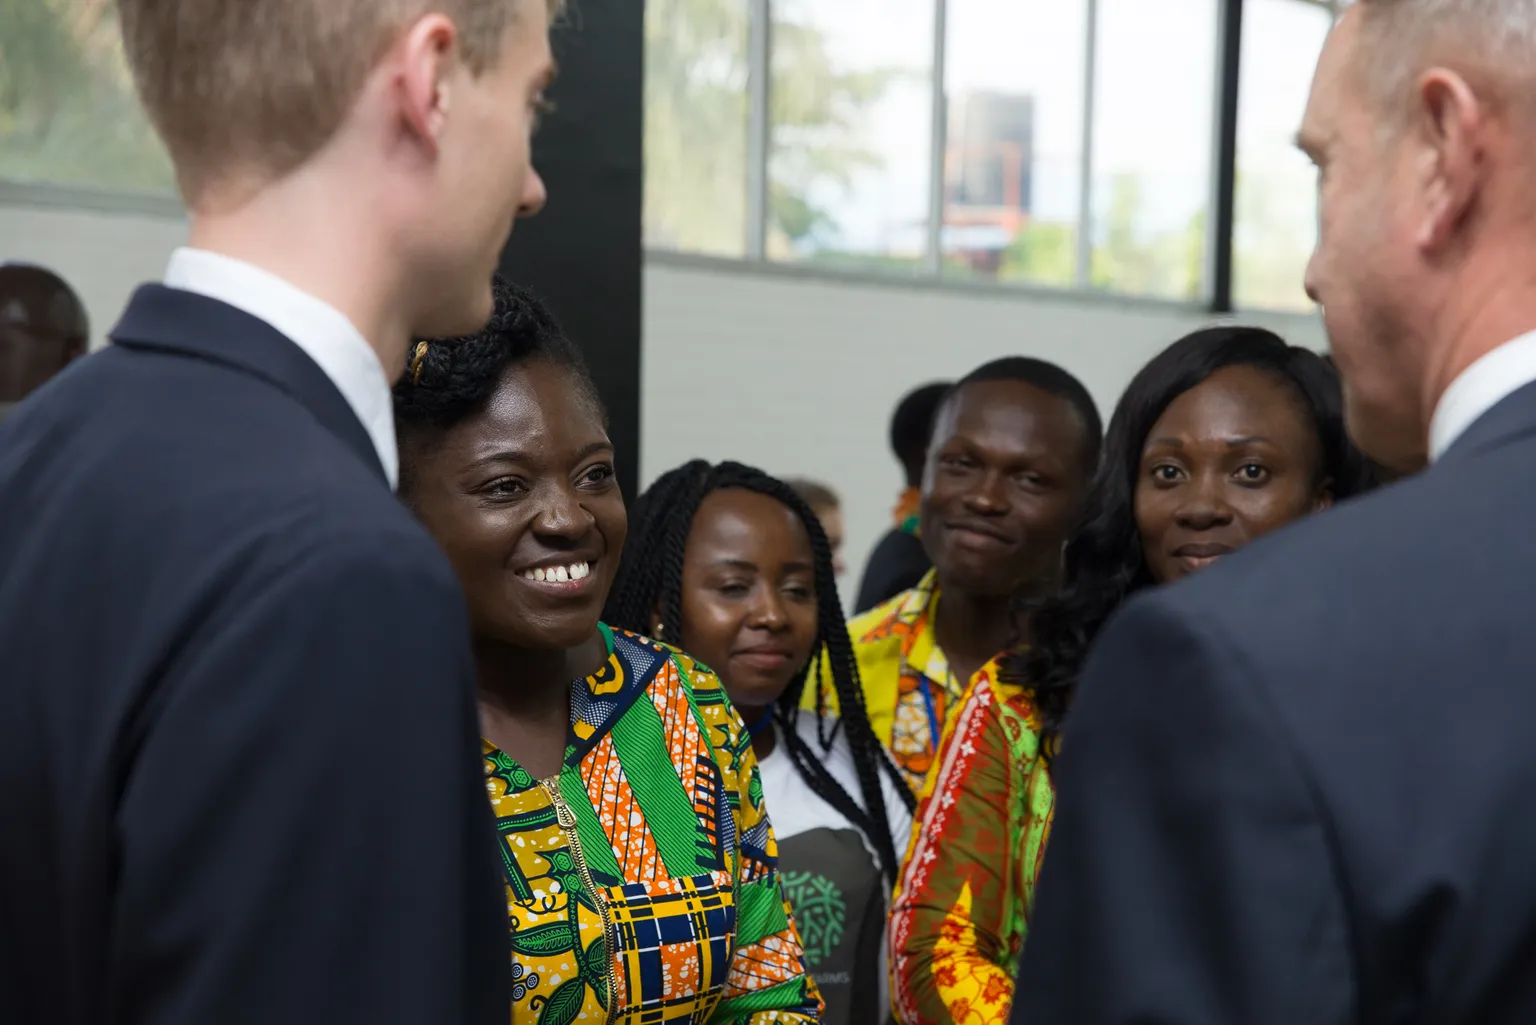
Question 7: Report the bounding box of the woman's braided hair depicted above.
[392,277,602,459]
[604,460,916,884]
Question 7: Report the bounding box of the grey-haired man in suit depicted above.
[1016,2,1536,1022]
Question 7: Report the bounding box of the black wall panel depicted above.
[499,0,645,501]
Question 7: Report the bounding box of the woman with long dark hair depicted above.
[607,460,913,1025]
[889,326,1375,1025]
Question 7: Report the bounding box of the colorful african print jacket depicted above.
[483,625,824,1024]
[803,571,974,794]
[886,660,1054,1025]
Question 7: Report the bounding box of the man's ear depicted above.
[390,14,461,158]
[1413,67,1486,254]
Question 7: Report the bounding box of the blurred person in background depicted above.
[893,327,1374,1025]
[609,460,912,1024]
[1016,3,1536,1021]
[855,382,952,613]
[0,264,88,420]
[788,477,848,577]
[810,359,1101,798]
[396,283,823,1023]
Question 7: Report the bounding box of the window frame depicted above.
[0,179,181,220]
[0,0,1342,311]
[645,0,1338,313]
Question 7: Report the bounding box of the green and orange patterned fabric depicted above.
[483,624,823,1024]
[886,659,1054,1025]
[892,487,922,537]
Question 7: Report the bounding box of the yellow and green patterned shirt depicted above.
[484,624,824,1024]
[803,571,976,795]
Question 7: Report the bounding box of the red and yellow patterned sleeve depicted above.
[682,656,824,1024]
[888,671,1052,1025]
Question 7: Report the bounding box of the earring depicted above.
[654,622,665,639]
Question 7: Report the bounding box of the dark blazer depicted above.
[854,528,932,614]
[1013,379,1536,1025]
[0,286,507,1025]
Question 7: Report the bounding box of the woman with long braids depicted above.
[889,327,1377,1025]
[394,279,821,1024]
[606,460,914,1025]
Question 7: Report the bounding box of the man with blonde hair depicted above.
[1013,2,1536,1022]
[0,1,559,1022]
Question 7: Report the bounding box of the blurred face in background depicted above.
[0,268,88,408]
[811,501,846,578]
[0,325,81,405]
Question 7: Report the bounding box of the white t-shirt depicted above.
[758,714,913,1025]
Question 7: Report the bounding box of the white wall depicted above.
[642,254,1326,586]
[0,200,1327,587]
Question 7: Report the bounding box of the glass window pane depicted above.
[768,0,935,269]
[644,0,751,257]
[1090,0,1217,301]
[1234,0,1332,311]
[0,3,172,192]
[942,0,1089,287]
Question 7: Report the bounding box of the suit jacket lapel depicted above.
[110,284,388,485]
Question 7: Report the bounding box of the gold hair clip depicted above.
[410,340,429,385]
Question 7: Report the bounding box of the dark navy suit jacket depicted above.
[0,286,507,1024]
[1013,379,1536,1025]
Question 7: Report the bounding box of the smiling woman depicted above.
[888,327,1377,1025]
[1134,362,1332,584]
[393,279,823,1025]
[1018,326,1378,756]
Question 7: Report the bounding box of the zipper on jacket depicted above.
[540,776,619,1025]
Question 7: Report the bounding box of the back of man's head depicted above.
[117,0,561,348]
[890,382,953,488]
[1301,0,1536,471]
[118,0,557,202]
[1350,0,1536,121]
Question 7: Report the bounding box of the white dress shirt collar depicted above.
[163,248,398,488]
